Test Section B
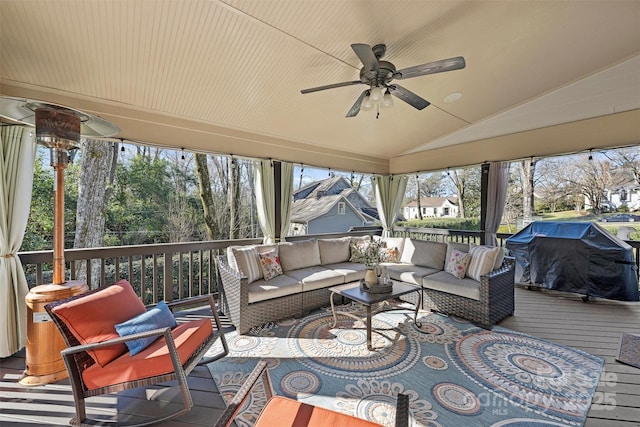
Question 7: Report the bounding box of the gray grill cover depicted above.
[506,221,639,301]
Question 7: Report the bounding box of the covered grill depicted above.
[506,221,639,301]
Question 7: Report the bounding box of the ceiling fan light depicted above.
[382,90,393,108]
[361,95,373,111]
[370,86,383,102]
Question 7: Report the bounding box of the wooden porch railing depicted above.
[18,227,639,304]
[18,239,261,304]
[390,226,512,247]
[17,230,374,304]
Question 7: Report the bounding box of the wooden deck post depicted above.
[480,162,489,245]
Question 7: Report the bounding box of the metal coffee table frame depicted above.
[329,281,422,350]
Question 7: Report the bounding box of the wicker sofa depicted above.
[216,236,515,333]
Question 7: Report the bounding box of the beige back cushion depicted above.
[400,239,447,270]
[318,237,351,265]
[278,239,321,271]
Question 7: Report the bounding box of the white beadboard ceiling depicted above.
[1,0,639,174]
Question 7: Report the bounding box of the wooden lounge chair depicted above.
[44,279,228,426]
[214,361,410,427]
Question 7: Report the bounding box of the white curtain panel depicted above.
[0,125,36,357]
[279,161,294,241]
[373,174,408,237]
[254,160,276,244]
[484,161,510,246]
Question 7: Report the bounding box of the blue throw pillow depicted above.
[115,301,177,356]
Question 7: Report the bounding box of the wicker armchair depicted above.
[45,282,228,426]
[216,255,304,334]
[402,257,516,326]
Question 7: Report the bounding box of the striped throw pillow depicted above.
[466,245,502,281]
[231,246,262,284]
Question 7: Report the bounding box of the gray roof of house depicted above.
[291,176,377,223]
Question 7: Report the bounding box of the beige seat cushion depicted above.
[285,266,346,292]
[384,263,440,286]
[423,271,482,301]
[323,262,368,283]
[248,274,303,303]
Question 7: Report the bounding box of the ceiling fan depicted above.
[301,43,465,118]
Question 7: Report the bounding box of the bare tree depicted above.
[608,147,640,185]
[195,153,219,239]
[519,160,537,217]
[229,158,241,239]
[74,139,118,282]
[536,158,573,212]
[564,155,612,213]
[163,151,196,242]
[414,175,423,220]
[448,169,468,218]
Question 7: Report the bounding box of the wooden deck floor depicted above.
[1,286,639,426]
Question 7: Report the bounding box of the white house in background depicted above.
[586,181,640,212]
[403,197,459,219]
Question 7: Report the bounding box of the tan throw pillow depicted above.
[231,246,262,283]
[259,249,283,281]
[466,245,502,281]
[445,248,472,279]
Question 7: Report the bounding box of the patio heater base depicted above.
[19,280,88,386]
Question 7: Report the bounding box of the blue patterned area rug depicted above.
[207,305,603,427]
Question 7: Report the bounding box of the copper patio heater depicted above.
[0,97,120,385]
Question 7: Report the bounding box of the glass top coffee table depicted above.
[329,281,422,351]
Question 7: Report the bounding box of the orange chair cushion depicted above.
[254,396,382,427]
[52,280,146,367]
[81,318,212,390]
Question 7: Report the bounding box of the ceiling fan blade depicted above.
[345,90,369,118]
[351,43,380,73]
[396,56,466,80]
[389,85,430,110]
[301,80,362,94]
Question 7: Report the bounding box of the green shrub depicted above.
[397,217,481,231]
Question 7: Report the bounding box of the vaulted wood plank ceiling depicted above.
[1,0,639,174]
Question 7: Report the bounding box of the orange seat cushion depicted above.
[81,318,212,390]
[254,396,382,427]
[52,280,146,367]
